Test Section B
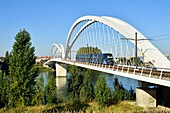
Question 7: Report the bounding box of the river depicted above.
[39,71,139,98]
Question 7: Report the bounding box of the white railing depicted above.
[63,59,170,81]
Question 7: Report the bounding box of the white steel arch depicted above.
[65,16,170,68]
[51,43,65,59]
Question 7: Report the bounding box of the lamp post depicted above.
[135,32,138,68]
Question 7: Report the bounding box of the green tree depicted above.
[94,75,111,106]
[1,51,11,74]
[77,46,102,54]
[80,75,94,102]
[32,75,44,105]
[0,72,9,108]
[67,65,84,100]
[44,76,57,104]
[8,29,38,107]
[112,77,131,102]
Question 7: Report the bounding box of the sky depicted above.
[0,0,170,57]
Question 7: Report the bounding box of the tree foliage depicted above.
[112,77,135,102]
[94,75,111,106]
[32,75,44,105]
[77,46,102,54]
[80,75,94,102]
[67,65,84,100]
[0,72,9,108]
[8,29,38,107]
[44,76,57,104]
[0,51,11,74]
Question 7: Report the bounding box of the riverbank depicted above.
[36,65,55,72]
[1,101,169,113]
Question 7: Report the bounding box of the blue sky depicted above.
[0,0,170,56]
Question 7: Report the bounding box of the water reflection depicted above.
[38,71,55,86]
[56,76,67,98]
[39,70,139,99]
[38,71,67,98]
[88,72,138,91]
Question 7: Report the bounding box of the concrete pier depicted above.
[136,81,170,108]
[136,87,157,107]
[55,63,67,99]
[55,63,67,77]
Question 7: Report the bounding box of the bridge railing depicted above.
[51,49,170,81]
[63,59,170,81]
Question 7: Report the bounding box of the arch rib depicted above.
[51,43,65,59]
[65,16,170,68]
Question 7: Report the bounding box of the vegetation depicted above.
[36,65,54,72]
[115,57,144,66]
[77,46,102,54]
[80,75,94,103]
[2,51,11,74]
[0,51,11,74]
[44,76,58,104]
[67,65,84,100]
[8,29,39,107]
[0,72,9,108]
[32,75,44,105]
[0,30,164,112]
[1,101,170,113]
[0,58,166,113]
[112,77,135,102]
[94,75,112,106]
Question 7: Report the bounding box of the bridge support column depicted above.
[136,87,157,107]
[136,81,170,108]
[55,63,67,77]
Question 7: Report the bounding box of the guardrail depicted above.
[64,59,170,81]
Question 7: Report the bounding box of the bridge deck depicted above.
[44,59,170,87]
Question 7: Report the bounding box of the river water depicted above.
[39,71,139,98]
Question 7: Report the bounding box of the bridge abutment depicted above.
[136,81,170,108]
[136,87,157,107]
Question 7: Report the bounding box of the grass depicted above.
[86,101,143,113]
[1,101,170,113]
[0,101,142,113]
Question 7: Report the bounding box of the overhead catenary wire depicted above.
[148,33,170,41]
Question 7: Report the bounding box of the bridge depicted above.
[44,15,170,107]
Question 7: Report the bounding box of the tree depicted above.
[0,71,9,108]
[8,29,38,107]
[67,65,84,100]
[77,46,102,54]
[80,75,94,102]
[112,77,131,102]
[1,51,11,74]
[44,76,57,104]
[32,75,44,105]
[94,75,111,106]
